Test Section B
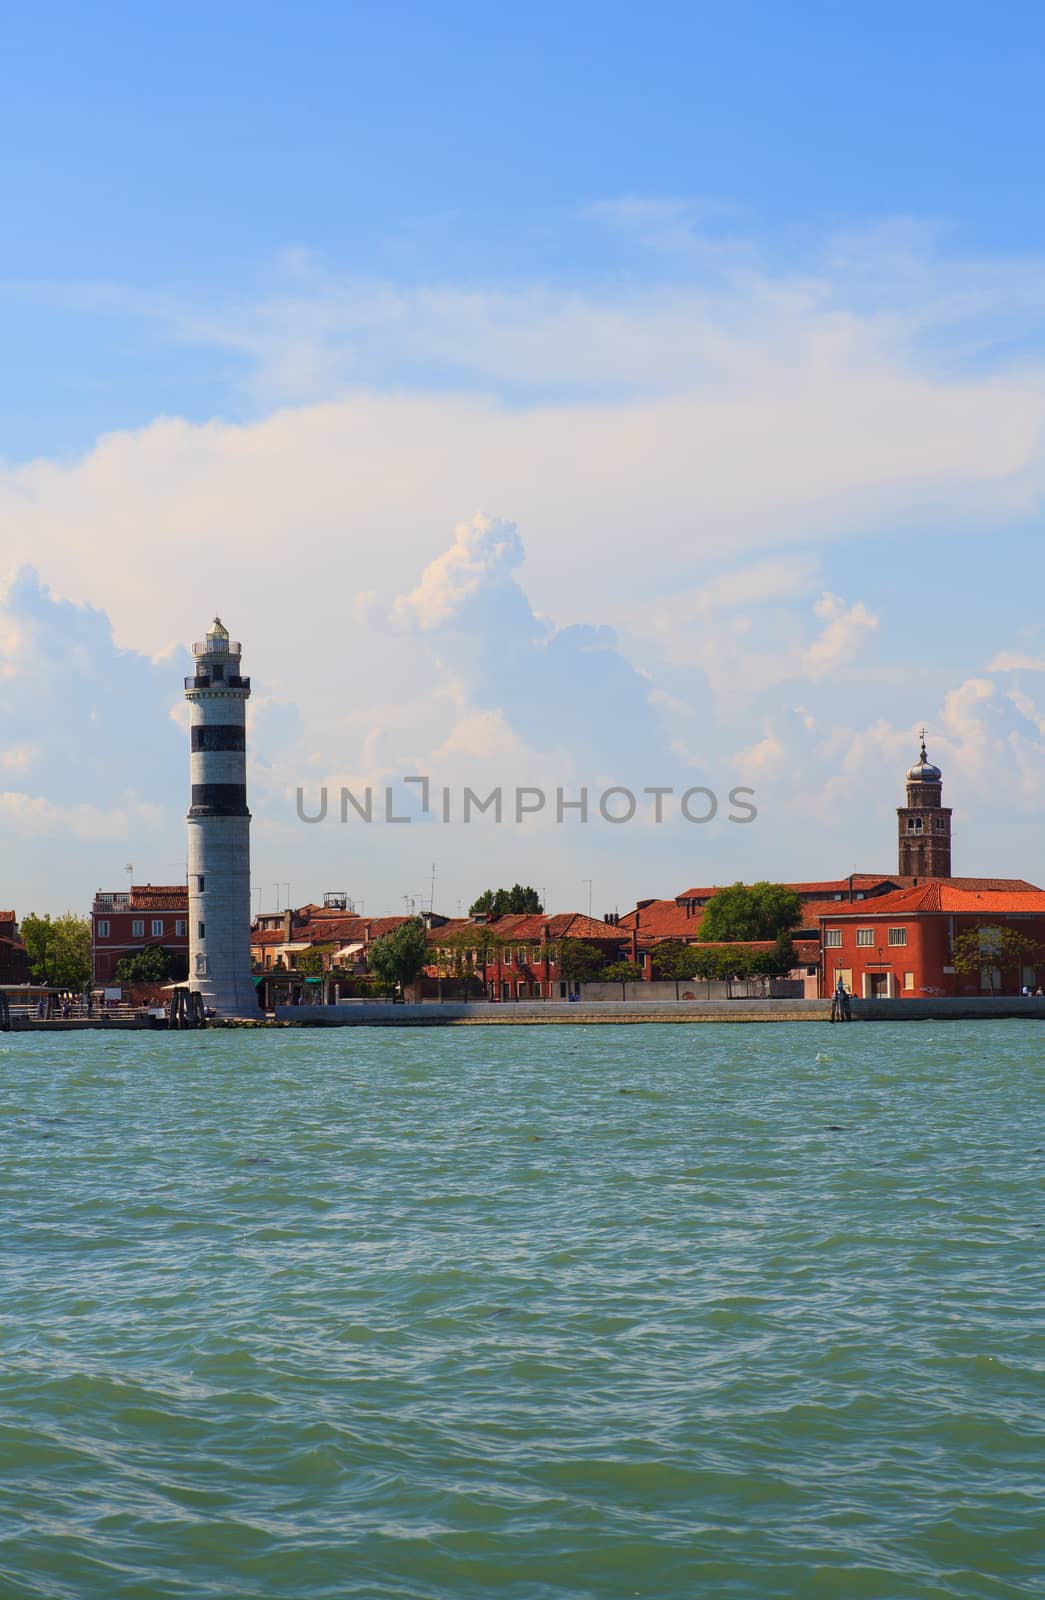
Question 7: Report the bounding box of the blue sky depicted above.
[3,2,1045,915]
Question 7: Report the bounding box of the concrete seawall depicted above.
[275,996,1045,1026]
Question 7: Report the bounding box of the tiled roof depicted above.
[674,876,902,901]
[424,912,627,945]
[486,912,625,941]
[129,885,188,909]
[618,900,703,938]
[913,876,1041,892]
[821,884,1045,917]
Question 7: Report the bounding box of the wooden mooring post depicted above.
[168,988,207,1029]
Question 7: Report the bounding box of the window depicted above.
[195,875,205,892]
[907,816,924,834]
[198,921,206,939]
[175,920,186,936]
[151,919,163,937]
[888,927,907,946]
[856,929,874,947]
[904,972,915,991]
[97,919,110,938]
[934,817,947,833]
[824,929,842,947]
[132,919,144,938]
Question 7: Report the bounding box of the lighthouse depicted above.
[184,619,256,1017]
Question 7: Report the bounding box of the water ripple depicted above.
[0,1022,1042,1598]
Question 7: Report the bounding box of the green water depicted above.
[1,1023,1041,1599]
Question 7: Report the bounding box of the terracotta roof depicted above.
[619,900,703,938]
[425,918,475,943]
[487,912,625,942]
[821,884,1045,917]
[674,876,902,901]
[425,912,627,945]
[913,876,1041,892]
[128,885,188,909]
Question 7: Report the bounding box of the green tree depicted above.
[651,941,699,981]
[651,940,704,997]
[714,944,757,997]
[601,959,643,995]
[468,884,544,916]
[21,912,92,990]
[448,925,504,992]
[556,940,608,983]
[750,932,799,983]
[113,945,188,985]
[368,918,430,994]
[698,882,802,943]
[295,945,333,978]
[952,924,1044,993]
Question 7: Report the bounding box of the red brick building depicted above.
[92,885,189,985]
[0,911,30,984]
[819,884,1045,998]
[425,912,639,1000]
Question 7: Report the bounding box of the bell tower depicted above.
[897,730,952,879]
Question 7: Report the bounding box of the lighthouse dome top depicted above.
[906,732,942,783]
[193,618,241,659]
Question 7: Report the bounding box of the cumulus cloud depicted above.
[6,220,1045,904]
[393,514,525,630]
[801,592,879,679]
[988,650,1045,671]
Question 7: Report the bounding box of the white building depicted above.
[185,619,257,1017]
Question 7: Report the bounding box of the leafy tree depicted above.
[952,924,1044,993]
[689,948,720,993]
[469,884,544,916]
[295,945,333,977]
[713,944,758,996]
[449,923,504,986]
[21,913,92,990]
[698,882,802,943]
[651,940,706,997]
[750,932,799,980]
[601,960,644,995]
[651,941,700,982]
[556,940,608,983]
[113,945,188,985]
[368,918,430,993]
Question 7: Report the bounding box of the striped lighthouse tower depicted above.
[184,619,256,1017]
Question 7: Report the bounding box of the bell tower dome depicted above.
[897,730,952,879]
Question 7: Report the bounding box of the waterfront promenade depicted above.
[276,996,1045,1025]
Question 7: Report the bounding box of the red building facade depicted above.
[92,885,189,985]
[819,885,1045,998]
[0,911,30,984]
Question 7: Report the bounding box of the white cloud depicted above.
[392,513,524,630]
[802,592,879,679]
[0,790,165,841]
[987,651,1045,672]
[0,743,35,770]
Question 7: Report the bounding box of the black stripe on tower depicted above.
[191,725,246,752]
[189,784,249,816]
